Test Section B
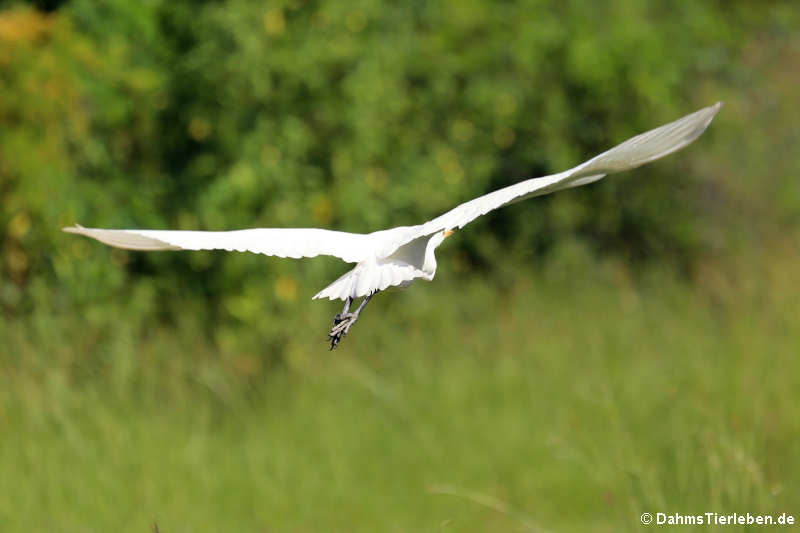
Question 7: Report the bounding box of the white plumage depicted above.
[65,103,721,346]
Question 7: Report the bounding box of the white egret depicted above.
[65,102,721,348]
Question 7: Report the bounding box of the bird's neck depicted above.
[421,233,445,275]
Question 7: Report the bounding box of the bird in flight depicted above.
[65,102,721,349]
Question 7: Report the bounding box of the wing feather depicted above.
[406,102,722,242]
[63,225,373,263]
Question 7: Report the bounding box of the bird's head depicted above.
[429,228,454,250]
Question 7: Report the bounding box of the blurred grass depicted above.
[2,241,798,532]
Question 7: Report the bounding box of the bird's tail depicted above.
[313,268,360,301]
[313,260,427,301]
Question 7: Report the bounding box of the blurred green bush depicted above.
[1,0,797,361]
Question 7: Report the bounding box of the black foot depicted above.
[329,312,357,350]
[327,292,376,350]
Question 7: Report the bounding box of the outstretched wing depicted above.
[404,102,722,243]
[63,226,374,263]
[66,104,721,264]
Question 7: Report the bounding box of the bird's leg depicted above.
[328,292,376,350]
[332,296,353,327]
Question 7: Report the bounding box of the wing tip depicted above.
[63,224,86,234]
[707,101,724,122]
[688,100,723,142]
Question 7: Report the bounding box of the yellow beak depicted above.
[443,229,455,238]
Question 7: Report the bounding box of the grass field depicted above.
[2,244,798,532]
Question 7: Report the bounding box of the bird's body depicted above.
[65,102,722,348]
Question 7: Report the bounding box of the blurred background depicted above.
[1,0,798,530]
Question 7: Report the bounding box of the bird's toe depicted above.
[332,312,355,326]
[328,313,358,349]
